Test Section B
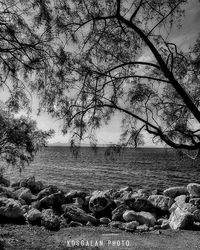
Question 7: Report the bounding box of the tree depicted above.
[0,103,54,170]
[1,0,200,150]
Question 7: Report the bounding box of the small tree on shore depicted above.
[0,104,54,170]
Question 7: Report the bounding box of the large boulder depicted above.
[0,186,17,199]
[27,208,41,225]
[41,209,60,231]
[125,197,156,212]
[163,186,188,199]
[63,205,98,224]
[0,197,25,223]
[37,186,59,200]
[15,188,35,204]
[187,183,200,198]
[89,191,114,218]
[40,196,54,209]
[123,210,156,227]
[112,204,128,221]
[169,207,194,230]
[148,195,174,212]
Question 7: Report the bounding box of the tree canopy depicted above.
[1,0,200,150]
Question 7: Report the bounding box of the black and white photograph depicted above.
[0,0,200,249]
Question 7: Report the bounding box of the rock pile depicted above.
[0,176,200,232]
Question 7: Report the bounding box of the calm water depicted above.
[3,147,200,192]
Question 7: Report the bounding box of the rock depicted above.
[175,195,188,206]
[169,207,194,230]
[0,186,17,199]
[22,205,29,213]
[193,209,200,222]
[148,195,173,212]
[27,208,41,225]
[49,191,66,206]
[123,210,138,222]
[123,210,156,227]
[125,197,156,212]
[31,200,41,210]
[65,190,87,200]
[0,176,10,187]
[161,219,170,229]
[136,224,149,232]
[40,196,54,209]
[138,211,157,227]
[41,209,60,231]
[32,181,44,194]
[189,198,200,208]
[112,204,128,221]
[109,221,122,228]
[163,186,188,199]
[86,221,94,226]
[156,218,165,225]
[89,191,113,218]
[0,197,25,223]
[100,217,111,225]
[37,186,59,200]
[170,200,197,214]
[187,183,200,198]
[69,221,83,227]
[193,222,200,231]
[125,221,139,232]
[137,189,149,199]
[18,188,33,204]
[74,197,85,208]
[63,205,98,224]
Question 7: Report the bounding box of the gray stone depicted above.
[63,205,98,224]
[37,186,59,200]
[175,195,188,206]
[123,210,138,222]
[187,183,200,198]
[109,221,122,228]
[0,197,24,220]
[125,221,139,231]
[123,210,156,227]
[40,196,54,209]
[163,186,188,199]
[189,198,200,208]
[27,208,41,225]
[161,219,170,229]
[148,195,173,212]
[169,207,194,230]
[125,197,156,212]
[89,191,112,214]
[18,188,33,204]
[100,217,111,224]
[41,209,60,231]
[193,209,200,222]
[112,204,128,221]
[0,186,17,199]
[136,224,149,232]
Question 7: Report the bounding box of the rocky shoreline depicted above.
[0,176,200,233]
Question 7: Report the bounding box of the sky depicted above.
[0,0,200,146]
